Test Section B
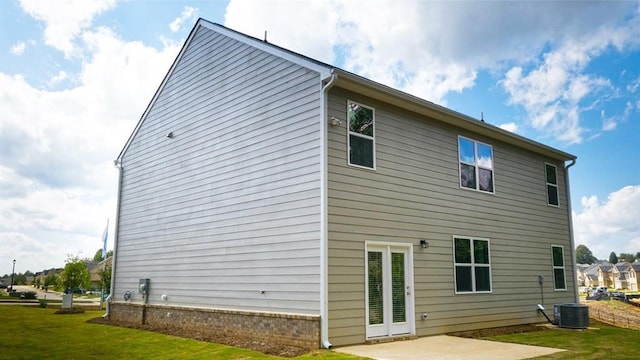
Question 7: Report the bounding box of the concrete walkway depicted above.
[335,335,564,360]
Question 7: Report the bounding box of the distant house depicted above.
[108,19,578,349]
[612,262,631,290]
[583,264,601,288]
[597,264,614,288]
[89,257,112,291]
[627,263,640,291]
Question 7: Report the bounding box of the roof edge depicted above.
[332,69,576,162]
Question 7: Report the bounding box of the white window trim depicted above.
[457,135,495,194]
[545,163,560,207]
[551,245,567,291]
[347,100,376,170]
[452,236,492,294]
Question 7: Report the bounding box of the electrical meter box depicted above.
[139,278,150,295]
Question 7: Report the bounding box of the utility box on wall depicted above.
[139,278,150,296]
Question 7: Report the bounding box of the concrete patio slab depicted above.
[334,335,564,360]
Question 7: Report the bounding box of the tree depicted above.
[575,245,597,264]
[43,272,59,291]
[92,249,114,262]
[609,251,618,264]
[61,256,90,304]
[92,249,103,262]
[619,253,636,263]
[100,265,112,294]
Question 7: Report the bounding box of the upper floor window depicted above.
[545,163,559,206]
[454,237,492,293]
[458,136,494,193]
[552,245,566,290]
[348,101,375,169]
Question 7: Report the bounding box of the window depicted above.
[545,163,559,206]
[458,136,494,193]
[453,237,491,293]
[552,245,566,290]
[348,101,375,169]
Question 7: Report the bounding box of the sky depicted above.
[1,0,639,276]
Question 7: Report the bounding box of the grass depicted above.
[483,320,640,359]
[4,304,639,359]
[0,306,365,360]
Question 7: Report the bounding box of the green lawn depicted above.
[0,306,365,360]
[3,305,639,359]
[483,320,640,359]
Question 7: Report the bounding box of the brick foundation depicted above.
[108,302,320,349]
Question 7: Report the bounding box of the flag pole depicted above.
[100,219,109,310]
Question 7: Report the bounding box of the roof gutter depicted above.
[320,69,337,349]
[564,159,578,303]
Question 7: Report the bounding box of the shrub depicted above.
[22,291,38,300]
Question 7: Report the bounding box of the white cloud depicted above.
[10,41,27,55]
[19,0,116,57]
[499,122,518,133]
[225,0,639,113]
[574,186,640,260]
[170,6,198,32]
[0,21,181,273]
[46,70,68,87]
[628,76,640,93]
[601,110,617,131]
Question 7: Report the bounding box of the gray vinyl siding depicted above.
[114,25,323,314]
[327,87,575,346]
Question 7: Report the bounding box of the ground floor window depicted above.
[453,237,492,293]
[552,245,566,290]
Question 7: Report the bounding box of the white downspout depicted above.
[104,159,124,318]
[564,159,578,303]
[320,70,337,349]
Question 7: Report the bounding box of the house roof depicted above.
[117,19,576,163]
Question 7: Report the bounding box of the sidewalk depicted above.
[335,335,564,360]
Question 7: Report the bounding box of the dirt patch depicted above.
[54,307,86,314]
[449,324,545,338]
[88,317,308,357]
[585,299,640,330]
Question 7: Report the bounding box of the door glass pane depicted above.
[368,251,384,325]
[391,252,406,323]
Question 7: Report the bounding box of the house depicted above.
[89,257,112,291]
[576,264,590,286]
[612,262,630,290]
[583,264,601,288]
[597,264,614,288]
[627,263,640,291]
[108,19,578,349]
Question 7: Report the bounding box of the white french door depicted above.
[365,243,414,339]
